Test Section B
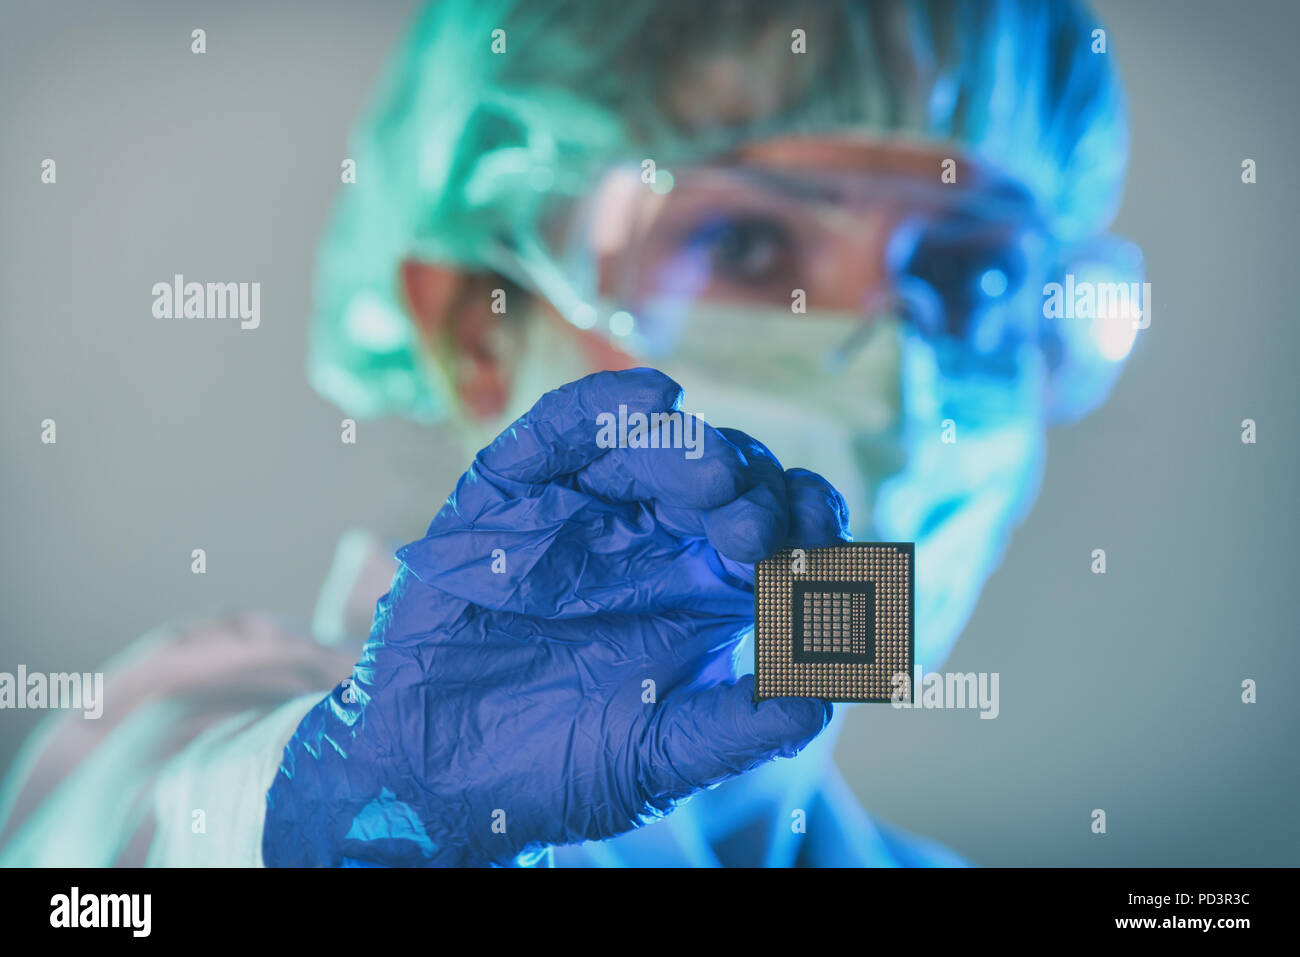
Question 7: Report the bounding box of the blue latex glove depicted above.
[263,368,850,866]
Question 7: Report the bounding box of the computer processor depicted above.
[754,542,914,703]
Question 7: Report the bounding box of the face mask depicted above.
[459,305,1047,671]
[656,305,1049,671]
[872,334,1048,669]
[655,305,908,542]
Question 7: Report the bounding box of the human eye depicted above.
[679,212,802,291]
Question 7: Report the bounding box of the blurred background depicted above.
[1,0,1296,865]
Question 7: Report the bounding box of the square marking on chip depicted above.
[754,543,913,703]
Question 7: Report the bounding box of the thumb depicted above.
[640,676,831,798]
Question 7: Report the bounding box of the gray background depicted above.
[1,0,1296,865]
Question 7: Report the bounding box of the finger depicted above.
[475,368,682,487]
[783,468,853,548]
[397,499,754,618]
[641,675,831,799]
[438,607,753,681]
[657,465,848,579]
[697,429,789,563]
[654,429,791,560]
[699,483,788,563]
[571,416,749,511]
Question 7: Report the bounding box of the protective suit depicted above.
[0,0,1135,867]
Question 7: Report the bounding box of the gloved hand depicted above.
[263,368,850,866]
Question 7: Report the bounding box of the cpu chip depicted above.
[754,543,914,703]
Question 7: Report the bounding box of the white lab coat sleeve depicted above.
[144,692,324,867]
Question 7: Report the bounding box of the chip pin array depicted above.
[754,543,914,703]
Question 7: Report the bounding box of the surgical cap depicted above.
[309,0,1129,420]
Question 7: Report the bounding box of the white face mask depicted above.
[873,333,1048,669]
[654,306,907,539]
[656,306,1046,669]
[458,305,1047,671]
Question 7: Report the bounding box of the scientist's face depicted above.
[409,135,1051,669]
[526,137,1042,370]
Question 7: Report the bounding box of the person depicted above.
[0,0,1139,867]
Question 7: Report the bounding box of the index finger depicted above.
[571,415,751,511]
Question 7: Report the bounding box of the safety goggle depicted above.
[490,163,1144,371]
